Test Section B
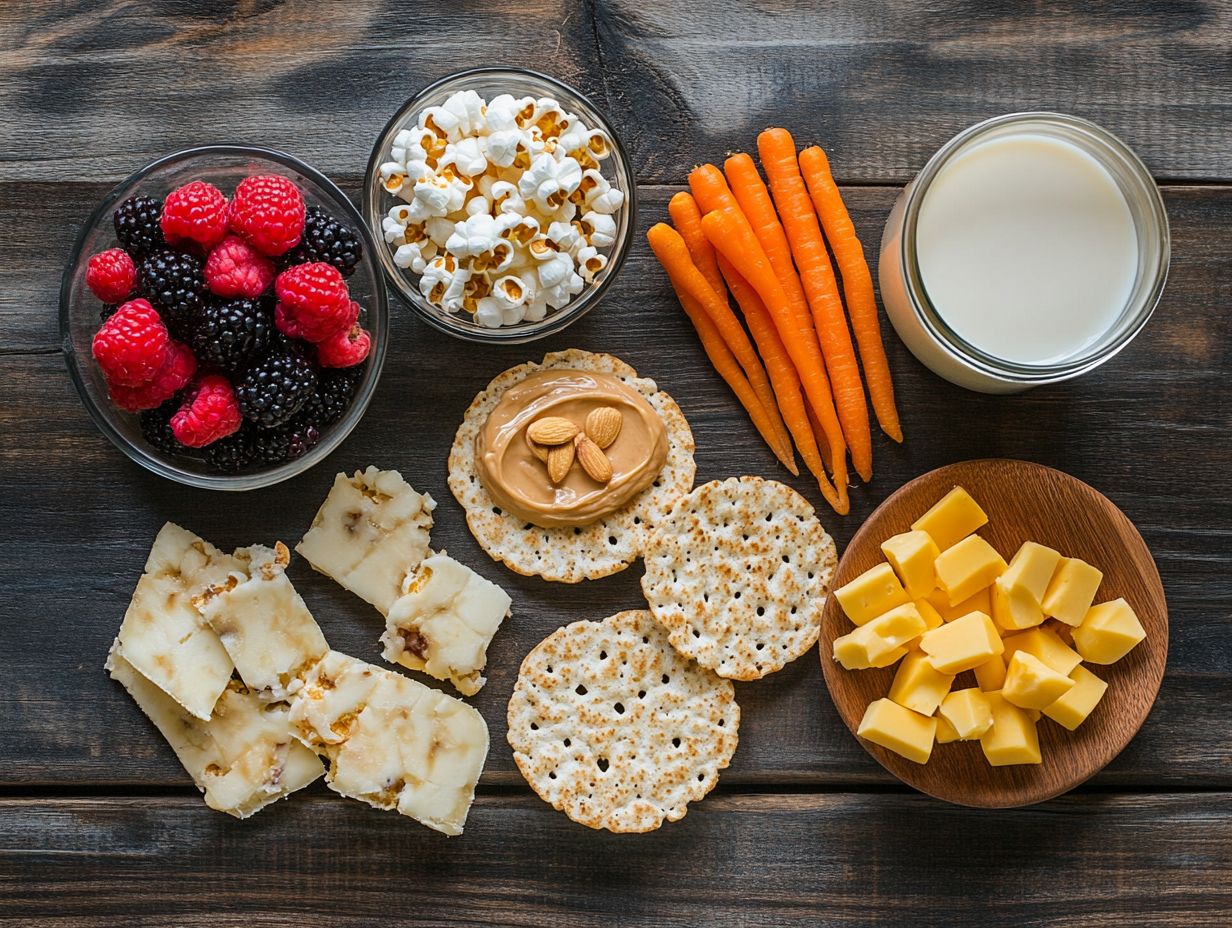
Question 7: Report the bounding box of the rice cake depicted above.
[507,610,739,833]
[641,476,837,680]
[448,350,696,583]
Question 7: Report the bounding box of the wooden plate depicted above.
[819,459,1168,808]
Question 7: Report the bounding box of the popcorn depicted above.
[518,153,583,213]
[446,214,501,260]
[492,273,533,311]
[441,90,486,137]
[412,173,464,218]
[490,181,527,216]
[474,296,505,329]
[485,94,521,133]
[545,220,580,254]
[440,137,488,178]
[379,161,409,196]
[576,168,624,214]
[581,211,617,249]
[465,194,492,218]
[424,216,455,248]
[537,251,574,289]
[524,297,549,322]
[576,245,608,282]
[498,212,539,246]
[394,239,437,274]
[542,272,584,310]
[418,105,462,142]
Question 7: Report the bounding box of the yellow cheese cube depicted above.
[935,714,961,744]
[906,598,944,650]
[938,687,994,740]
[980,691,1042,766]
[1002,541,1063,602]
[857,698,937,764]
[973,652,1008,692]
[919,611,1004,675]
[949,585,992,622]
[1002,651,1077,710]
[1043,664,1109,730]
[911,486,988,551]
[1001,626,1082,676]
[832,604,926,670]
[834,563,910,626]
[991,577,1045,631]
[888,651,955,716]
[934,535,1007,606]
[1041,557,1103,627]
[1072,598,1146,664]
[880,530,940,599]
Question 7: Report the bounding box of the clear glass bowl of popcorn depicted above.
[364,67,636,343]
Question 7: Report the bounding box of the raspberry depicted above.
[228,174,305,257]
[86,248,137,303]
[170,375,243,447]
[317,321,371,368]
[107,341,197,411]
[161,181,229,251]
[274,262,353,342]
[235,348,318,429]
[92,299,170,387]
[203,234,276,299]
[138,249,205,340]
[284,206,363,277]
[190,297,273,375]
[113,195,165,258]
[140,400,189,456]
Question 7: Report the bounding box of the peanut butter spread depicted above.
[476,370,668,528]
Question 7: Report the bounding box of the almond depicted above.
[575,434,613,484]
[547,441,575,484]
[528,416,579,446]
[585,406,623,450]
[528,440,551,463]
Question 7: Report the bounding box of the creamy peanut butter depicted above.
[476,370,668,528]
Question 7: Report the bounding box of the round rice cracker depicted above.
[641,476,838,681]
[448,350,696,583]
[507,610,740,833]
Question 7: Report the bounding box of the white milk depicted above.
[915,134,1138,366]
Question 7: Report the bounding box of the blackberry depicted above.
[204,424,258,474]
[139,249,205,340]
[139,400,188,456]
[235,348,318,429]
[190,297,273,375]
[113,195,165,259]
[284,206,362,277]
[300,365,365,428]
[100,303,118,322]
[252,415,322,467]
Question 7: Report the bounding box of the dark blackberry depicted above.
[113,195,165,259]
[139,400,189,456]
[139,249,205,340]
[203,424,258,473]
[100,303,118,322]
[252,415,322,467]
[235,349,318,429]
[190,297,273,375]
[284,206,362,277]
[299,365,365,428]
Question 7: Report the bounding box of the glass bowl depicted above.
[61,145,388,490]
[364,67,636,343]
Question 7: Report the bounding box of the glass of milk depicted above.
[878,113,1169,393]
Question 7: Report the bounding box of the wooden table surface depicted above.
[2,2,1230,925]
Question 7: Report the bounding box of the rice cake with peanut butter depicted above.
[448,350,695,583]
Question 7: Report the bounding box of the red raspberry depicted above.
[274,262,353,342]
[228,174,305,256]
[86,248,137,303]
[92,299,170,387]
[107,341,197,411]
[204,235,275,298]
[170,375,243,447]
[317,321,371,368]
[161,181,229,251]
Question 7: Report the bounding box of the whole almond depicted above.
[585,406,623,450]
[528,440,551,463]
[528,416,579,446]
[547,441,575,484]
[575,434,613,483]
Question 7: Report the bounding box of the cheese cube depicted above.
[1002,651,1077,710]
[920,611,1003,674]
[939,687,994,740]
[857,698,937,764]
[973,652,1008,692]
[888,651,955,716]
[911,486,989,551]
[934,535,1008,606]
[1072,598,1146,664]
[1041,557,1103,627]
[880,530,940,599]
[906,598,945,650]
[991,577,1045,632]
[832,604,926,669]
[935,714,961,744]
[979,691,1042,766]
[834,562,910,626]
[1002,626,1082,676]
[1043,665,1109,730]
[924,584,991,623]
[1002,541,1063,602]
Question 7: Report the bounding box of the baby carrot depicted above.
[667,192,726,299]
[799,145,902,443]
[758,128,873,483]
[647,223,798,474]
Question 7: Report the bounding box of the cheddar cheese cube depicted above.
[1001,626,1082,676]
[832,604,926,670]
[991,577,1045,632]
[1043,664,1109,730]
[857,698,937,764]
[1002,541,1063,602]
[920,610,1003,675]
[911,486,988,551]
[888,651,955,716]
[939,687,994,740]
[949,585,993,622]
[880,531,940,599]
[906,598,945,650]
[1002,651,1076,710]
[973,652,1008,692]
[934,535,1008,606]
[834,563,911,626]
[935,714,961,744]
[980,691,1042,766]
[1072,598,1146,664]
[1041,557,1103,627]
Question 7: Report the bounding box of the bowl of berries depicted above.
[61,145,387,489]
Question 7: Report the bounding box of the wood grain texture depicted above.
[820,459,1168,807]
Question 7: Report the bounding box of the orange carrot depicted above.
[758,128,873,482]
[647,223,797,474]
[799,145,902,443]
[701,207,850,512]
[667,192,726,299]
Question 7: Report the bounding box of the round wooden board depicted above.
[819,459,1168,808]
